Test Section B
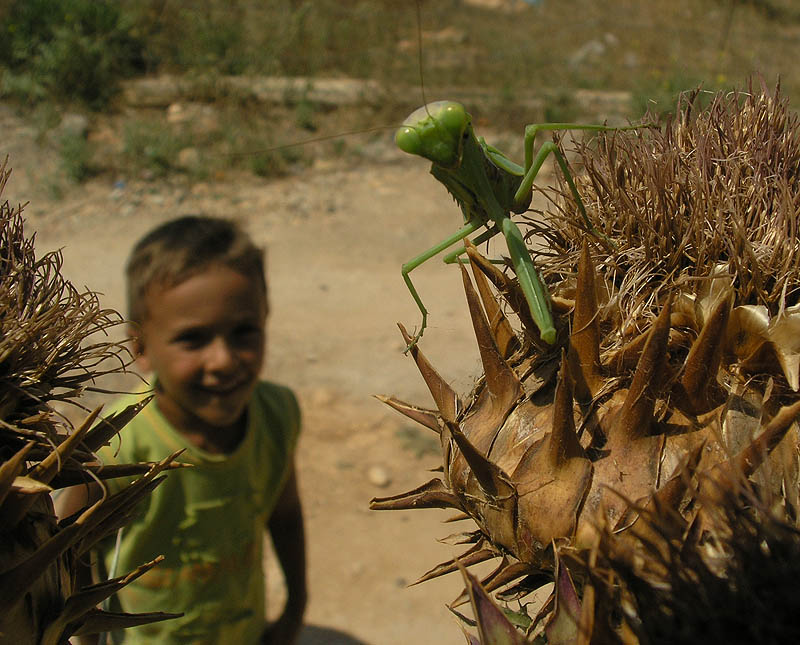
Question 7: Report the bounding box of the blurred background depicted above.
[3,0,800,184]
[2,1,800,643]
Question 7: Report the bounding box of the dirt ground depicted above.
[2,103,552,644]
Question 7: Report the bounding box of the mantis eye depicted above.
[395,125,423,155]
[395,101,471,167]
[435,102,468,137]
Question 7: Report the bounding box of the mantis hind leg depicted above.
[515,123,631,252]
[401,220,482,351]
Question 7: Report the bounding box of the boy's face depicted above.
[133,264,268,438]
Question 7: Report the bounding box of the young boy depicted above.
[58,216,306,644]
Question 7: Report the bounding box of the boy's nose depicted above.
[205,337,237,371]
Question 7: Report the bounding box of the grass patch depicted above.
[59,132,92,183]
[122,118,188,178]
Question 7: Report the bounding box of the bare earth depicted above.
[3,103,551,644]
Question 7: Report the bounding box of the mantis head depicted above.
[395,101,470,168]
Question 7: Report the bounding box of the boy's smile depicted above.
[134,264,268,451]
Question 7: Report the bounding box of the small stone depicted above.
[176,147,200,170]
[57,113,90,139]
[308,387,334,407]
[367,465,391,488]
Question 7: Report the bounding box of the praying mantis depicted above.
[395,99,633,349]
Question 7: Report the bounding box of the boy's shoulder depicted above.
[253,379,298,410]
[250,379,301,443]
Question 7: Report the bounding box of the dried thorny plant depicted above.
[531,78,800,341]
[0,159,131,429]
[587,467,800,644]
[371,77,800,644]
[0,159,180,642]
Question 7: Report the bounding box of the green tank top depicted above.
[99,380,300,644]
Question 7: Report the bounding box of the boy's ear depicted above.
[127,323,152,372]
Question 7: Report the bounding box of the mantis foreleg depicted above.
[402,219,483,349]
[499,216,556,344]
[441,215,555,344]
[441,224,500,264]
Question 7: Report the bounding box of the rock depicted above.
[176,147,200,170]
[367,465,391,488]
[57,113,90,139]
[166,102,220,136]
[121,75,186,107]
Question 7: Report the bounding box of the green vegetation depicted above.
[59,130,93,182]
[2,0,800,181]
[0,0,145,108]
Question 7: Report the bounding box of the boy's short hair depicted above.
[126,215,266,323]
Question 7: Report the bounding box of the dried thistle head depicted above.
[0,160,181,642]
[0,158,130,426]
[372,79,800,644]
[532,79,800,351]
[586,465,800,645]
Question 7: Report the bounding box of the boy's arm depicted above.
[261,462,307,645]
[54,483,104,645]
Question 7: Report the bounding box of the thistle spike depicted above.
[373,394,440,433]
[71,610,183,637]
[449,422,515,499]
[3,411,100,528]
[438,530,483,546]
[444,511,472,523]
[496,571,555,602]
[460,263,523,410]
[41,556,166,644]
[618,438,705,524]
[481,560,531,594]
[549,351,585,467]
[464,243,541,337]
[464,239,519,359]
[579,301,672,541]
[76,477,169,558]
[739,398,800,475]
[30,406,103,485]
[397,322,460,423]
[545,552,581,645]
[82,397,153,453]
[679,291,732,413]
[616,297,673,441]
[457,564,529,645]
[0,497,101,615]
[412,540,498,586]
[512,369,593,558]
[369,478,462,511]
[568,241,602,402]
[449,556,519,608]
[74,451,184,556]
[51,461,188,489]
[0,441,34,508]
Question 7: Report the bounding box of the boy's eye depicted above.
[231,325,263,346]
[173,330,210,349]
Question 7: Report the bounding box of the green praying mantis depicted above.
[394,99,631,349]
